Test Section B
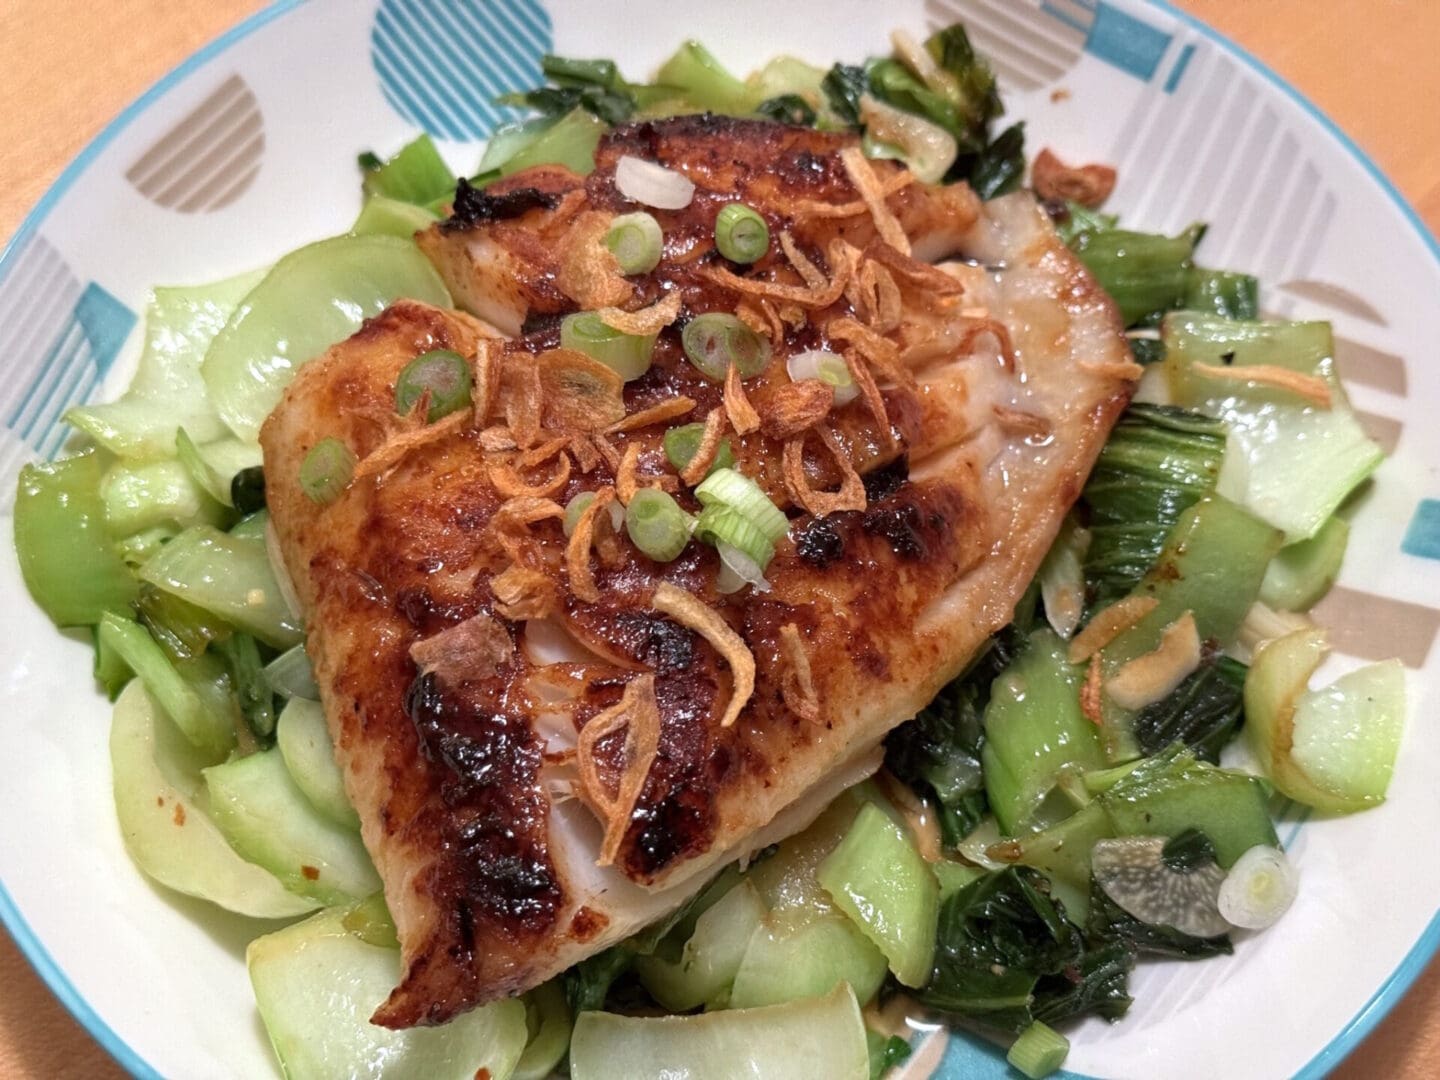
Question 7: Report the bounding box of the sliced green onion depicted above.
[395,349,472,422]
[1216,845,1298,930]
[716,543,772,595]
[785,349,857,406]
[561,311,657,382]
[299,438,356,505]
[663,423,734,476]
[695,505,774,569]
[681,314,771,382]
[1007,1021,1070,1080]
[714,203,770,264]
[564,492,596,538]
[695,468,788,544]
[625,489,694,562]
[605,212,664,275]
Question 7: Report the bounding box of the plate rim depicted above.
[1,1,1436,1077]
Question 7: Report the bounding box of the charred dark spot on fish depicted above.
[795,516,846,568]
[441,179,559,234]
[518,312,564,346]
[395,585,471,633]
[405,673,561,934]
[862,503,930,560]
[862,455,909,502]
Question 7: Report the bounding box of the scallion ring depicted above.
[716,541,772,594]
[561,311,657,382]
[681,313,771,382]
[694,467,788,544]
[663,422,735,476]
[605,211,663,275]
[298,438,356,505]
[786,349,859,406]
[563,491,596,538]
[394,349,472,422]
[714,203,770,264]
[695,504,774,569]
[624,489,694,562]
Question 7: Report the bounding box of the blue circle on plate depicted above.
[370,0,552,141]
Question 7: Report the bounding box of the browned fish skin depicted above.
[262,116,1135,1027]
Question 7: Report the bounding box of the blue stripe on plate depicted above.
[370,0,549,141]
[0,4,303,1077]
[1402,499,1440,560]
[1144,2,1440,1071]
[1163,41,1195,92]
[1086,2,1173,81]
[0,2,1437,1079]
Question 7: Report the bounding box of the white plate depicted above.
[1,1,1437,1077]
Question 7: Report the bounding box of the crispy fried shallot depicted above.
[1080,357,1146,382]
[1031,148,1117,209]
[864,239,964,296]
[1106,611,1203,710]
[783,426,867,517]
[409,612,513,686]
[556,210,633,310]
[761,379,834,441]
[779,231,828,291]
[839,146,911,255]
[1081,652,1103,725]
[493,496,566,530]
[565,485,616,604]
[575,674,662,866]
[842,348,892,438]
[595,292,682,336]
[680,407,729,486]
[352,409,472,483]
[1067,595,1160,664]
[489,451,572,499]
[492,563,558,621]
[992,405,1053,441]
[470,339,504,427]
[789,169,914,219]
[502,361,543,448]
[724,363,761,435]
[605,395,698,434]
[652,582,755,729]
[1191,362,1332,408]
[536,348,627,431]
[778,623,820,724]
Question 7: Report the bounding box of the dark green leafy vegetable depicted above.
[964,121,1025,199]
[866,1030,912,1079]
[1086,878,1231,960]
[1132,653,1248,763]
[756,94,816,126]
[1069,226,1201,326]
[924,24,1003,149]
[1182,268,1259,321]
[821,63,867,124]
[1161,828,1219,873]
[1054,201,1118,246]
[884,627,1027,846]
[1127,337,1166,365]
[917,867,1133,1033]
[216,632,278,741]
[564,946,634,1015]
[1080,404,1227,610]
[866,60,966,146]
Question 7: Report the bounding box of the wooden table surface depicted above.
[1,1,1436,1076]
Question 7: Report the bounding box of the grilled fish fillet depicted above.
[260,116,1137,1028]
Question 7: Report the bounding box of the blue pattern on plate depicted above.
[370,0,552,141]
[940,1025,1092,1079]
[1402,499,1440,560]
[1084,2,1172,80]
